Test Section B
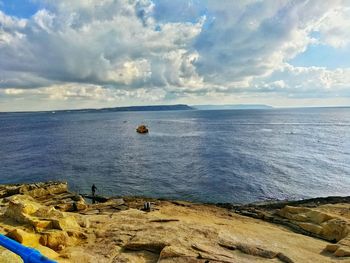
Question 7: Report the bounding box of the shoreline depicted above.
[5,180,348,208]
[0,181,350,262]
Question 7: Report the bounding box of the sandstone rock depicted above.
[334,247,350,257]
[218,236,294,263]
[277,252,295,263]
[39,230,70,251]
[0,248,22,263]
[0,185,20,199]
[55,201,88,212]
[278,206,310,216]
[67,230,88,240]
[306,210,333,224]
[51,216,81,230]
[278,206,333,224]
[339,236,350,246]
[2,182,350,262]
[7,229,40,246]
[30,219,53,231]
[235,243,278,259]
[218,237,237,250]
[125,240,169,253]
[159,245,197,259]
[5,195,41,223]
[34,206,64,218]
[159,257,206,263]
[78,217,90,228]
[278,205,349,242]
[192,243,236,263]
[19,182,68,198]
[321,218,348,242]
[324,243,339,253]
[296,222,323,235]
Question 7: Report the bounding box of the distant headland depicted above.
[70,104,194,113]
[193,104,273,110]
[1,104,194,114]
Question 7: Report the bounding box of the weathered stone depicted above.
[159,245,196,259]
[51,216,81,230]
[19,182,68,198]
[306,210,333,224]
[278,205,349,242]
[5,195,41,223]
[278,206,310,216]
[125,240,169,253]
[7,229,40,246]
[334,247,350,257]
[39,230,70,251]
[2,182,350,262]
[277,252,295,263]
[29,219,53,231]
[296,222,323,235]
[78,217,90,228]
[321,218,348,242]
[0,247,22,263]
[67,230,88,240]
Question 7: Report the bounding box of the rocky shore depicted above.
[0,182,349,262]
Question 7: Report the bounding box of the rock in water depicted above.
[136,125,149,134]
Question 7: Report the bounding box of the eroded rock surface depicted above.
[0,182,349,262]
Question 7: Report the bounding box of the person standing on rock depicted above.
[91,184,97,204]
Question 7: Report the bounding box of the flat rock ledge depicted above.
[0,182,348,262]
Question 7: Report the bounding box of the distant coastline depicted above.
[2,104,350,114]
[193,104,273,110]
[0,104,194,114]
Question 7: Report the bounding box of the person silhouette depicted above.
[91,184,97,204]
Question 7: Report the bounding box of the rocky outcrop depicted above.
[136,124,149,134]
[0,181,68,199]
[225,199,350,259]
[0,182,350,262]
[278,205,349,242]
[1,194,85,261]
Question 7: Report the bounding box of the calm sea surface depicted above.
[0,108,349,204]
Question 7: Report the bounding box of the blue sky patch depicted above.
[290,44,350,69]
[0,0,40,18]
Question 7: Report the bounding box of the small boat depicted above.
[136,125,149,134]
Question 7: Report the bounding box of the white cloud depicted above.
[250,64,350,98]
[194,0,344,85]
[0,0,203,90]
[0,0,350,111]
[315,3,350,48]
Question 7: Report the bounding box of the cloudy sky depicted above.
[0,0,350,111]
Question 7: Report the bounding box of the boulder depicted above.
[321,218,349,242]
[325,244,339,253]
[334,247,350,257]
[7,229,40,246]
[19,182,68,198]
[278,205,349,242]
[29,219,53,231]
[136,125,149,134]
[39,230,70,251]
[51,216,81,230]
[4,195,42,224]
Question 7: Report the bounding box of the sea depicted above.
[0,107,349,204]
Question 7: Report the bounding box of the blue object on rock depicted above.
[0,234,57,263]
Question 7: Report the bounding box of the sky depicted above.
[0,0,350,111]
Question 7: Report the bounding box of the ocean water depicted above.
[0,108,349,204]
